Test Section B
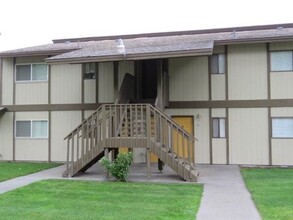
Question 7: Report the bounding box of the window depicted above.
[16,64,48,82]
[84,63,96,79]
[15,120,48,138]
[270,51,293,71]
[210,54,225,74]
[212,118,226,138]
[272,118,293,138]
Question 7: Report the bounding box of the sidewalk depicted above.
[196,165,261,220]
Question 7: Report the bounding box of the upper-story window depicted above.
[84,63,96,79]
[270,51,293,71]
[15,64,48,82]
[210,54,226,74]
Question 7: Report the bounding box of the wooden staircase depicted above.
[63,104,198,181]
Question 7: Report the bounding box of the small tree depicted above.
[100,152,133,182]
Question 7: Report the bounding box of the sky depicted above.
[0,0,293,51]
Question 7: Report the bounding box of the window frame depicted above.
[212,117,226,138]
[272,117,293,139]
[209,53,226,74]
[15,63,49,83]
[270,50,293,72]
[15,119,49,139]
[83,63,96,80]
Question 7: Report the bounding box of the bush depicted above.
[100,152,133,182]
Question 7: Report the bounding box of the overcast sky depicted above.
[0,0,292,51]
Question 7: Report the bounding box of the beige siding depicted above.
[212,108,226,117]
[269,41,293,51]
[169,57,209,101]
[15,111,49,161]
[84,110,96,119]
[15,140,48,161]
[211,75,225,100]
[229,108,269,164]
[118,61,134,89]
[165,108,210,164]
[2,58,14,105]
[271,72,293,99]
[272,139,293,165]
[16,56,47,64]
[51,111,82,162]
[99,62,114,103]
[51,64,82,104]
[0,113,13,160]
[228,44,268,100]
[271,107,293,117]
[84,80,96,103]
[15,83,48,104]
[212,139,227,164]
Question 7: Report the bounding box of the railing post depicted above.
[146,105,151,179]
[102,105,106,148]
[66,137,70,176]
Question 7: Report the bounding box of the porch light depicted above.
[116,38,126,58]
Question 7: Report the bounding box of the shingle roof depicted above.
[1,23,293,63]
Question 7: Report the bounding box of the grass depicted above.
[241,168,293,220]
[0,180,203,220]
[0,162,61,182]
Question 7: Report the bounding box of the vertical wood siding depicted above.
[2,58,14,105]
[212,139,227,164]
[271,72,293,99]
[0,112,13,160]
[98,62,114,103]
[169,57,209,101]
[211,75,225,100]
[15,83,48,104]
[229,108,269,164]
[50,111,82,162]
[228,44,268,100]
[84,80,96,103]
[51,64,82,104]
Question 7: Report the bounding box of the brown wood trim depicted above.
[48,111,51,162]
[12,112,15,161]
[169,99,293,108]
[267,43,271,100]
[209,109,213,164]
[13,57,16,105]
[225,45,228,101]
[96,63,99,103]
[268,107,272,165]
[226,108,230,164]
[208,56,212,101]
[81,64,84,104]
[114,61,119,100]
[5,103,106,112]
[48,64,51,104]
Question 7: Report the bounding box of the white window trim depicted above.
[212,117,226,138]
[15,119,49,139]
[15,63,49,83]
[210,53,226,74]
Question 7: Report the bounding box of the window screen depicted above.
[272,118,293,138]
[16,121,31,137]
[16,65,31,81]
[212,118,226,138]
[271,51,293,71]
[15,120,48,138]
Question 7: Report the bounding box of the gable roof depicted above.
[1,23,293,63]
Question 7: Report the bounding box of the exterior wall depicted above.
[98,62,114,103]
[229,108,269,165]
[165,108,210,164]
[0,112,13,160]
[2,58,13,105]
[211,75,225,100]
[15,111,49,161]
[50,111,82,162]
[15,83,48,104]
[228,44,268,100]
[169,57,209,101]
[84,80,96,103]
[51,64,82,104]
[271,72,293,99]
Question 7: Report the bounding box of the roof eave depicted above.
[215,36,293,45]
[0,107,7,116]
[46,48,213,64]
[0,49,78,58]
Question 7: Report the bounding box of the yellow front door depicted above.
[172,116,194,161]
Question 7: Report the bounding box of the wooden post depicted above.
[146,105,151,179]
[147,148,151,179]
[105,148,109,178]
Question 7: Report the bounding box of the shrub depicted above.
[100,152,133,182]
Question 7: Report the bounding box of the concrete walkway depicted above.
[196,165,261,220]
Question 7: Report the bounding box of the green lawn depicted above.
[0,180,203,220]
[241,168,293,220]
[0,162,61,182]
